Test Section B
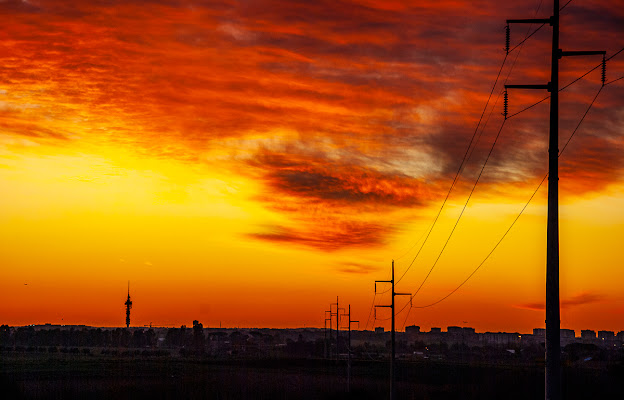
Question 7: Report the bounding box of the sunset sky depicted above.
[1,0,623,333]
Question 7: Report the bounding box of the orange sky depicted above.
[1,0,623,333]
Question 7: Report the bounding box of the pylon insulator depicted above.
[505,24,510,54]
[601,55,606,86]
[503,90,509,119]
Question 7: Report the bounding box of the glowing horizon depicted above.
[1,0,623,334]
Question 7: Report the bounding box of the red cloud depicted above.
[1,0,622,253]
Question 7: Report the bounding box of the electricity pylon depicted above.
[505,2,605,398]
[375,261,410,400]
[341,304,359,393]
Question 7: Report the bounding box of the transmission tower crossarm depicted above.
[507,18,552,25]
[505,84,551,90]
[560,50,606,57]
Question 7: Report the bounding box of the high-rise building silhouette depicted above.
[125,282,132,328]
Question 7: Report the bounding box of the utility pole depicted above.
[325,310,332,359]
[342,304,359,393]
[375,260,411,400]
[330,299,337,361]
[336,296,340,362]
[330,296,344,363]
[505,2,605,399]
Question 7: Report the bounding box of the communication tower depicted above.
[125,282,132,328]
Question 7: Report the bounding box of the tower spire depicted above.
[125,281,132,328]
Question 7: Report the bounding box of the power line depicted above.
[509,24,546,54]
[561,47,623,91]
[506,46,623,120]
[394,225,429,261]
[560,0,574,11]
[400,74,609,328]
[471,5,542,174]
[508,0,545,54]
[507,95,550,119]
[395,0,545,288]
[405,118,507,303]
[364,292,377,330]
[369,3,617,331]
[462,19,536,182]
[559,85,603,155]
[403,174,546,315]
[380,3,545,328]
[383,121,514,327]
[400,51,615,324]
[605,76,624,86]
[393,54,509,287]
[462,85,506,183]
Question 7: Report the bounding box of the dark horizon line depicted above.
[7,323,623,336]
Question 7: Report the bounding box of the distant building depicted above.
[581,330,596,339]
[533,328,545,337]
[560,329,575,339]
[375,327,384,334]
[483,332,521,346]
[598,330,614,340]
[617,331,624,341]
[430,327,441,333]
[445,326,477,345]
[405,325,420,335]
[447,326,463,335]
[560,329,576,345]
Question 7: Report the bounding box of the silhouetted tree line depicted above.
[163,322,205,355]
[0,325,157,349]
[284,334,324,357]
[0,322,209,356]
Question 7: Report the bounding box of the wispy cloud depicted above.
[336,262,379,275]
[246,220,394,252]
[515,292,604,311]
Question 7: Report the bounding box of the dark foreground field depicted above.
[2,354,623,400]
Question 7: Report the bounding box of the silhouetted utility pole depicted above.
[375,261,410,400]
[331,296,344,362]
[505,2,605,399]
[342,304,359,393]
[335,296,340,362]
[325,310,332,359]
[125,281,132,328]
